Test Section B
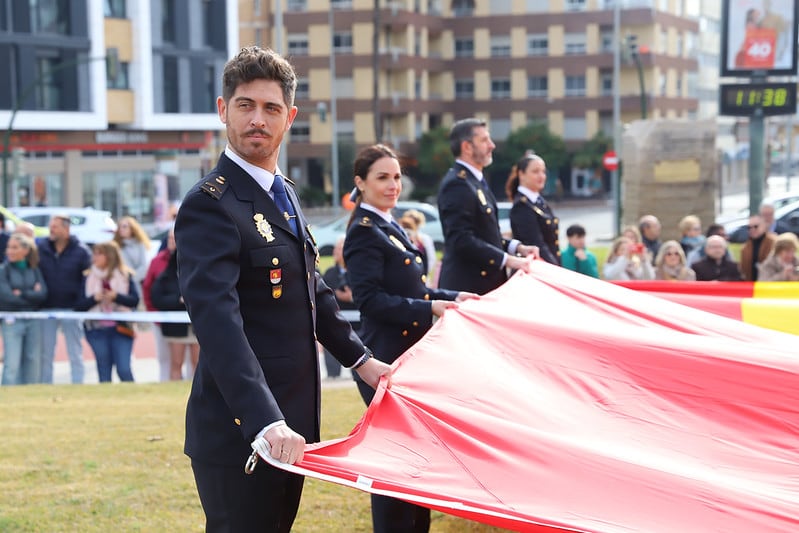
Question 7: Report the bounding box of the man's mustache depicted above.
[245,129,270,137]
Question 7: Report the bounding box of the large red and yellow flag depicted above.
[261,261,799,532]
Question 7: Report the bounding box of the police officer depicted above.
[437,118,538,294]
[344,144,476,533]
[175,46,390,532]
[505,153,561,265]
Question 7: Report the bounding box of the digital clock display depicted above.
[720,83,797,117]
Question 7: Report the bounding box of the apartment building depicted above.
[240,0,700,195]
[0,0,236,227]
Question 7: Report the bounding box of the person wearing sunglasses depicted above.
[654,240,696,281]
[740,214,777,281]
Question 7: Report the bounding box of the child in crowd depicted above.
[560,224,599,278]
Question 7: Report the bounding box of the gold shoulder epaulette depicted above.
[200,175,228,200]
[457,170,467,179]
[359,216,373,227]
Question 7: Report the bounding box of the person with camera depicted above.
[603,236,654,281]
[758,233,799,282]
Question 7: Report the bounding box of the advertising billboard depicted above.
[721,0,798,77]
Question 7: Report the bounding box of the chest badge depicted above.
[254,213,275,242]
[269,269,282,284]
[272,285,283,299]
[477,189,487,206]
[389,235,406,251]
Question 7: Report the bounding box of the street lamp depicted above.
[2,49,119,205]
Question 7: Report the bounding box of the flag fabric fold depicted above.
[262,262,799,532]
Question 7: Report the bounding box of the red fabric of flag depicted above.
[267,262,799,532]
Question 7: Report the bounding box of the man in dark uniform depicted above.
[437,118,538,294]
[175,46,390,532]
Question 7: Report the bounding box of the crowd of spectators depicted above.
[0,210,197,385]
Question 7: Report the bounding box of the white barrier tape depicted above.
[0,309,361,324]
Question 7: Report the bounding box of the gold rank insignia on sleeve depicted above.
[254,213,275,242]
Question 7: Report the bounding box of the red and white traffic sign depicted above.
[603,151,619,171]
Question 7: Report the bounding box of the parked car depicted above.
[11,207,117,245]
[0,206,48,237]
[723,199,799,243]
[311,201,445,255]
[716,192,799,225]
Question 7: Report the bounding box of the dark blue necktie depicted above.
[272,174,298,236]
[390,219,405,235]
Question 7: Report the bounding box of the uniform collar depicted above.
[224,146,283,196]
[517,185,541,204]
[359,202,394,224]
[455,159,484,182]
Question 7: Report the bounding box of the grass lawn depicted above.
[0,382,508,532]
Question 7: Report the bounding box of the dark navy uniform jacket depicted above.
[176,154,366,466]
[344,206,458,364]
[510,193,561,265]
[437,163,511,295]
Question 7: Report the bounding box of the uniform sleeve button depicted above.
[402,330,409,336]
[489,259,495,265]
[415,256,422,263]
[421,275,427,283]
[404,258,411,265]
[480,270,487,277]
[424,294,430,300]
[412,321,419,327]
[234,418,241,426]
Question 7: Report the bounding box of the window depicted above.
[333,32,353,53]
[455,37,474,57]
[455,79,474,99]
[600,71,613,95]
[163,57,179,113]
[35,56,61,110]
[104,0,126,18]
[203,65,216,113]
[565,75,586,96]
[295,78,309,100]
[452,0,474,16]
[526,0,548,11]
[254,0,261,16]
[287,0,306,11]
[564,33,586,55]
[107,62,130,90]
[490,36,511,57]
[565,0,586,11]
[291,122,310,142]
[162,0,176,43]
[527,76,547,97]
[527,35,548,56]
[563,117,587,140]
[30,0,69,34]
[287,34,309,56]
[331,0,352,7]
[659,73,666,96]
[600,29,613,52]
[491,79,511,99]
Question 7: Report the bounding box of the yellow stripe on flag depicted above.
[751,282,799,300]
[741,298,799,336]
